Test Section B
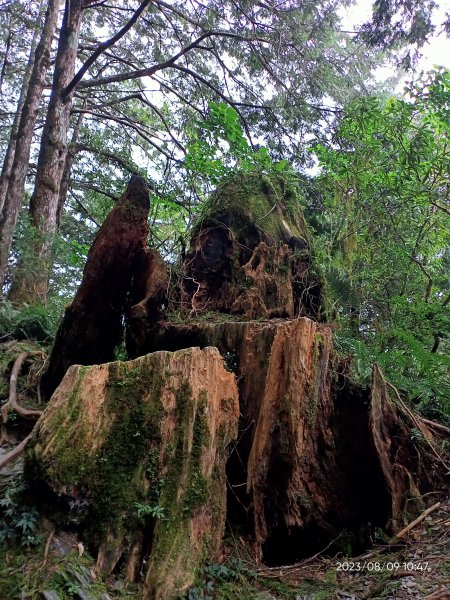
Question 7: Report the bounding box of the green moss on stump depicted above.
[194,172,308,244]
[25,347,238,600]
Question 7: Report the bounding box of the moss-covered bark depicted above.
[26,347,238,600]
[179,172,324,322]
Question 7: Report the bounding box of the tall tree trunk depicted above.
[9,0,83,304]
[0,0,60,292]
[56,96,88,226]
[0,0,48,216]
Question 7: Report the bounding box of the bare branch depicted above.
[73,143,142,175]
[68,188,101,226]
[64,0,152,99]
[0,432,34,470]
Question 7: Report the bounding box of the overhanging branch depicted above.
[63,0,152,99]
[76,31,268,91]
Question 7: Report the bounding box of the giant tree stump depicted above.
[126,317,446,563]
[27,347,238,600]
[29,172,448,599]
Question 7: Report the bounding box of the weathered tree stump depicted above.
[40,176,152,401]
[26,347,238,600]
[127,317,446,563]
[180,172,323,321]
[28,172,448,600]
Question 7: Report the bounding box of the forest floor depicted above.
[249,495,450,600]
[1,384,449,600]
[1,439,449,600]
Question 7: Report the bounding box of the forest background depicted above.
[0,0,449,424]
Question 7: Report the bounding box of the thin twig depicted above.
[42,528,55,567]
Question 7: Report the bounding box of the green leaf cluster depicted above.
[313,68,450,419]
[186,101,293,188]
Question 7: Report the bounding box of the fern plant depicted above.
[0,475,40,548]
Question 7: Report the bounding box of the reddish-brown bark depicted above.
[40,176,151,401]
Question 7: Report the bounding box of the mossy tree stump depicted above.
[123,172,448,563]
[28,172,449,599]
[180,172,323,320]
[26,347,238,600]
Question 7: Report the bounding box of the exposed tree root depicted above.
[1,351,43,424]
[0,431,33,470]
[0,350,45,469]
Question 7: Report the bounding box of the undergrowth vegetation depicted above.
[0,299,58,343]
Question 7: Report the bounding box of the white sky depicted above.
[340,0,450,76]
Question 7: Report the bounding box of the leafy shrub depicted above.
[0,299,58,341]
[0,474,41,548]
[183,559,258,600]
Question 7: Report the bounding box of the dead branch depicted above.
[376,369,450,471]
[420,418,450,436]
[394,502,441,540]
[0,431,33,470]
[42,528,55,567]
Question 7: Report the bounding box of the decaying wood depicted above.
[126,247,169,359]
[180,173,323,322]
[394,502,441,540]
[27,347,239,600]
[420,418,450,436]
[40,176,151,401]
[140,318,442,563]
[28,172,449,597]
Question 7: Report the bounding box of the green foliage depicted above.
[133,501,166,521]
[0,535,138,600]
[184,559,260,600]
[0,474,40,548]
[186,102,296,191]
[314,68,450,420]
[359,0,438,68]
[0,299,57,341]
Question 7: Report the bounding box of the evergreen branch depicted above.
[63,0,152,99]
[76,31,268,91]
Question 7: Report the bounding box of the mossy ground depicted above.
[0,538,138,600]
